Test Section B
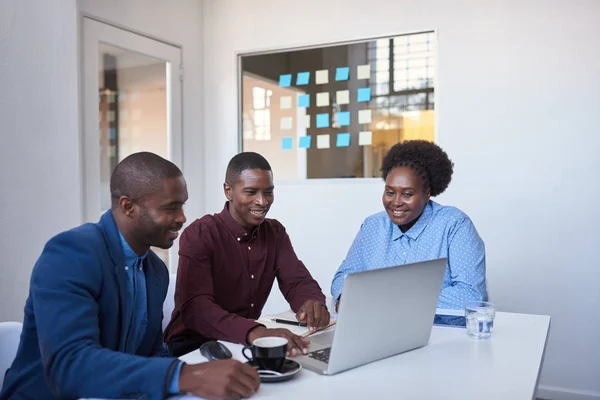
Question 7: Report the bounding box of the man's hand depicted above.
[247,326,310,356]
[179,360,260,400]
[296,300,330,332]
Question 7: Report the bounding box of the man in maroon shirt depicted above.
[164,152,330,357]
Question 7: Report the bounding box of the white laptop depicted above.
[294,258,447,375]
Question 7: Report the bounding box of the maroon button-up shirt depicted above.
[164,203,326,345]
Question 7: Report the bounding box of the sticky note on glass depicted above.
[359,131,373,146]
[132,109,141,121]
[335,67,350,81]
[316,113,329,128]
[298,94,310,108]
[279,74,292,87]
[296,72,310,85]
[282,137,293,150]
[336,90,350,105]
[316,134,330,149]
[280,96,292,109]
[336,133,351,147]
[120,110,129,121]
[315,69,329,84]
[301,114,310,129]
[280,117,293,130]
[299,136,312,149]
[357,64,371,80]
[337,111,350,126]
[316,92,329,107]
[357,88,371,102]
[358,109,372,124]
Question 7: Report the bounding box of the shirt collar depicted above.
[118,230,148,268]
[391,201,434,241]
[217,202,258,242]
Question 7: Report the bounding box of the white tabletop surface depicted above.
[175,311,551,400]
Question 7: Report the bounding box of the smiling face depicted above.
[131,176,188,250]
[382,166,430,232]
[224,168,274,230]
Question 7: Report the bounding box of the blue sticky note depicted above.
[337,111,350,127]
[296,72,310,85]
[282,137,293,150]
[298,94,310,108]
[357,88,371,102]
[336,133,351,147]
[109,128,117,140]
[335,67,350,81]
[316,113,329,128]
[299,136,312,149]
[279,74,292,87]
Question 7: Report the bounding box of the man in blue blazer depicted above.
[1,152,259,400]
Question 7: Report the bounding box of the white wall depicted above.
[78,0,205,225]
[0,0,80,322]
[201,0,600,398]
[0,0,204,321]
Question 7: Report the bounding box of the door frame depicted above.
[80,16,183,269]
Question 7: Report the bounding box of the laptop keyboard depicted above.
[308,347,331,364]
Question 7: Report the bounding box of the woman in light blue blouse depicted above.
[331,140,487,310]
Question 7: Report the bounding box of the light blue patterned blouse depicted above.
[331,200,487,310]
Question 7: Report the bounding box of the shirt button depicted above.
[248,246,251,250]
[124,266,129,271]
[250,303,254,307]
[251,274,255,279]
[237,237,241,241]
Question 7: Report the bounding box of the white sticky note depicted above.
[357,64,371,80]
[108,111,115,122]
[120,110,128,121]
[301,114,310,129]
[316,92,329,107]
[316,134,330,149]
[280,96,292,109]
[336,90,350,105]
[132,109,141,121]
[132,126,141,138]
[315,69,329,84]
[280,117,293,130]
[358,109,372,124]
[358,131,373,146]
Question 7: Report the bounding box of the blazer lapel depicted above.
[99,210,131,352]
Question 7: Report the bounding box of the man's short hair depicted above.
[225,152,272,186]
[110,152,182,207]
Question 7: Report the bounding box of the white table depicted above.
[176,312,550,400]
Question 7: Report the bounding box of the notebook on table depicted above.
[256,310,336,337]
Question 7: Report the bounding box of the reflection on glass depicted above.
[97,43,169,263]
[240,31,436,179]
